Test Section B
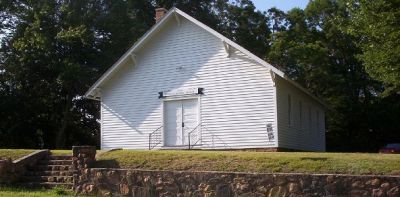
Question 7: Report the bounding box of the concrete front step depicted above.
[38,160,73,165]
[25,170,74,176]
[18,182,73,189]
[21,175,73,183]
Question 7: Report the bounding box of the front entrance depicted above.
[164,99,198,146]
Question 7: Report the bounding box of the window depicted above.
[288,94,292,126]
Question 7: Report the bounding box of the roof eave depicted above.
[85,8,177,99]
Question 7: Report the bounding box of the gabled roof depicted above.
[85,7,326,107]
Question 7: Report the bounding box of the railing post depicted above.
[149,126,163,150]
[188,134,191,150]
[149,133,151,150]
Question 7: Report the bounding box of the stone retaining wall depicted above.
[72,146,96,190]
[74,168,400,197]
[71,146,400,197]
[0,150,49,183]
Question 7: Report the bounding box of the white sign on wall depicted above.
[159,87,203,98]
[267,123,275,141]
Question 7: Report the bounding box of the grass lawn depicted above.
[0,149,74,161]
[0,149,96,160]
[50,150,72,156]
[0,149,35,161]
[0,186,75,197]
[51,150,105,156]
[96,150,400,175]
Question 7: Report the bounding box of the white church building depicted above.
[85,8,326,151]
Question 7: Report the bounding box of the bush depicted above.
[52,186,68,196]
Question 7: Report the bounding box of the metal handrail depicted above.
[149,126,163,150]
[188,123,202,149]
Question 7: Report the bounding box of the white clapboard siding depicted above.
[100,17,277,150]
[275,76,326,151]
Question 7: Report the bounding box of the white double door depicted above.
[164,99,198,146]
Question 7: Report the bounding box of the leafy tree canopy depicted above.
[0,0,399,151]
[347,0,400,95]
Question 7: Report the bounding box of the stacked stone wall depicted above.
[72,146,96,191]
[71,147,400,196]
[76,169,400,196]
[0,150,49,184]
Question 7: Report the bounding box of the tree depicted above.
[347,0,400,95]
[266,0,398,152]
[0,0,154,148]
[215,0,271,58]
[0,0,270,149]
[1,0,399,151]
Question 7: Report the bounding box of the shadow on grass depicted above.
[95,160,120,168]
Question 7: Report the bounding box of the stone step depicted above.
[25,170,74,176]
[21,175,73,183]
[38,160,72,165]
[48,155,73,160]
[18,182,73,189]
[33,164,71,171]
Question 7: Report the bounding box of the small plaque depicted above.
[160,88,203,98]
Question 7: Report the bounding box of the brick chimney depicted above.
[155,8,168,23]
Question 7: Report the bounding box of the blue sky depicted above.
[251,0,309,12]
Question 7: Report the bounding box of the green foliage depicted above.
[0,0,155,149]
[52,186,68,196]
[266,0,400,151]
[215,0,271,58]
[0,0,274,149]
[347,0,400,94]
[0,0,399,152]
[0,186,76,197]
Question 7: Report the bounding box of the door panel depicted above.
[164,99,198,146]
[182,99,198,145]
[164,100,182,146]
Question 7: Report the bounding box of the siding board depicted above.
[100,17,278,150]
[275,76,326,151]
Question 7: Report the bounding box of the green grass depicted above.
[96,150,400,175]
[0,149,73,161]
[50,150,72,156]
[0,149,35,161]
[51,149,105,156]
[0,186,75,197]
